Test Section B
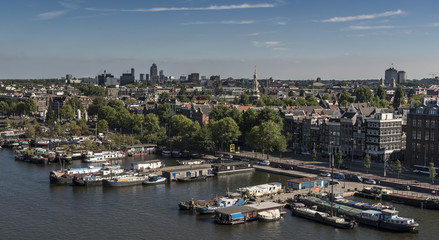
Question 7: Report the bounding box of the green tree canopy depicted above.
[395,160,402,178]
[364,154,371,174]
[394,86,405,107]
[429,162,436,184]
[159,92,172,102]
[157,103,172,126]
[246,120,286,158]
[67,97,84,112]
[209,117,241,150]
[60,104,75,120]
[257,107,283,128]
[209,105,231,121]
[97,119,109,133]
[189,125,215,153]
[354,86,373,103]
[377,86,386,100]
[25,98,37,114]
[335,150,343,168]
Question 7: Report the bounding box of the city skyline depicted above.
[1,0,438,80]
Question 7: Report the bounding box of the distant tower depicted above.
[398,71,407,84]
[250,67,260,101]
[392,78,397,87]
[380,78,385,86]
[150,63,158,82]
[385,67,398,86]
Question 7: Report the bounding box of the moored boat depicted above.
[257,209,282,222]
[195,197,246,214]
[176,175,208,182]
[102,175,148,187]
[142,175,167,185]
[355,209,419,233]
[291,203,357,229]
[178,199,217,210]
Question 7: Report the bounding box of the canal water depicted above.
[0,149,436,239]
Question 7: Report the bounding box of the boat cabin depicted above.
[360,210,381,221]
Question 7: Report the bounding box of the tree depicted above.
[45,106,56,127]
[0,101,9,114]
[246,120,286,159]
[335,150,343,168]
[429,162,436,184]
[159,92,171,102]
[364,154,371,174]
[299,89,305,97]
[339,90,354,107]
[240,93,249,105]
[394,86,405,107]
[78,119,89,135]
[311,147,317,161]
[209,117,241,150]
[377,86,386,100]
[97,119,108,133]
[157,103,172,126]
[354,86,373,103]
[189,125,215,154]
[60,104,75,120]
[209,105,230,121]
[141,114,167,144]
[257,107,283,128]
[25,125,36,138]
[24,98,37,114]
[14,102,27,116]
[88,96,108,116]
[305,95,319,106]
[67,97,84,113]
[240,108,258,136]
[170,114,200,150]
[395,160,402,178]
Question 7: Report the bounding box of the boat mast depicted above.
[330,142,334,217]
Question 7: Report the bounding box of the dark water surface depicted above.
[0,149,436,240]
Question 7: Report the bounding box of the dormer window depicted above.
[430,108,437,115]
[416,107,424,114]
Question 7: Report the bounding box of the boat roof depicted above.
[362,210,381,215]
[216,202,284,215]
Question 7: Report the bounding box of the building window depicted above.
[413,119,417,127]
[432,120,436,129]
[430,108,437,115]
[426,132,429,141]
[418,120,422,128]
[417,131,422,140]
[431,132,435,141]
[426,120,430,128]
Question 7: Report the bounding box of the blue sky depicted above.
[1,0,438,80]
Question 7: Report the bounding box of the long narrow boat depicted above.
[291,203,356,229]
[195,198,246,214]
[299,196,419,233]
[102,175,148,187]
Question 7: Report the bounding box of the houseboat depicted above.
[236,182,282,198]
[355,209,419,233]
[212,162,254,175]
[195,197,246,214]
[214,201,285,225]
[83,150,126,163]
[131,160,164,171]
[291,203,357,229]
[102,175,148,187]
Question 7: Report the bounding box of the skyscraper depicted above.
[385,67,398,86]
[150,63,158,82]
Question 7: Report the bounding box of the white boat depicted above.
[83,151,126,163]
[142,175,167,185]
[258,209,281,221]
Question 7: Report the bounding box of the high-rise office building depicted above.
[398,71,407,84]
[159,70,164,82]
[150,63,158,82]
[120,68,135,86]
[385,67,398,86]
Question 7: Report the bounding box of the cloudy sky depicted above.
[1,0,438,80]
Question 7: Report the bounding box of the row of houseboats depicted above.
[175,181,419,233]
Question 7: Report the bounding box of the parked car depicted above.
[345,174,363,182]
[259,160,270,166]
[330,180,340,185]
[301,151,311,155]
[318,172,331,177]
[241,157,249,162]
[363,179,376,185]
[333,173,345,179]
[223,154,234,159]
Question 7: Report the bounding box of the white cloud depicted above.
[248,32,261,36]
[320,9,404,23]
[183,20,254,25]
[276,21,287,25]
[85,3,275,12]
[431,23,439,27]
[252,41,281,48]
[36,10,68,20]
[346,25,396,30]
